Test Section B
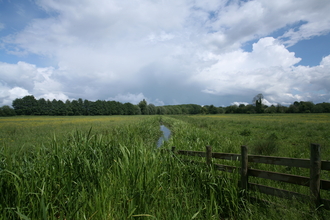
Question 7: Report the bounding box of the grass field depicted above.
[1,114,330,219]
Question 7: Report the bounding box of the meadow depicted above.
[1,114,330,219]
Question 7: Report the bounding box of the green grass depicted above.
[1,114,330,219]
[164,114,330,219]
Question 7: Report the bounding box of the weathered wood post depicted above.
[206,145,212,167]
[241,146,249,195]
[310,143,321,209]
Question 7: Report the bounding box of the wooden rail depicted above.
[171,144,330,210]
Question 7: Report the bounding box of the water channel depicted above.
[157,125,171,148]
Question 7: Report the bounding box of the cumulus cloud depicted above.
[0,86,30,106]
[231,102,250,106]
[0,61,69,105]
[108,93,165,106]
[193,38,330,105]
[109,93,147,105]
[38,92,69,101]
[1,0,330,107]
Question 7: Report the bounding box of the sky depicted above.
[0,0,330,107]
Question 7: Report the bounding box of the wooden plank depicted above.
[248,155,310,168]
[177,150,206,157]
[176,149,330,170]
[249,182,309,200]
[321,161,330,171]
[212,152,240,161]
[213,164,238,173]
[206,146,212,166]
[212,153,330,170]
[241,146,249,192]
[320,179,330,190]
[249,169,310,186]
[310,143,321,208]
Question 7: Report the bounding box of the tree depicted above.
[65,100,73,115]
[123,102,136,115]
[253,93,264,113]
[208,105,218,114]
[12,95,38,115]
[138,99,148,115]
[147,104,156,115]
[37,98,49,115]
[156,106,166,115]
[0,105,16,116]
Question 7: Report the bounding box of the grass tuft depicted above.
[252,133,279,155]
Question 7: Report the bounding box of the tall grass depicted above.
[0,116,245,219]
[166,114,330,219]
[1,114,330,219]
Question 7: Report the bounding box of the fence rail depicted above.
[171,144,330,210]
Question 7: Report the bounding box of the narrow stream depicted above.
[157,125,171,148]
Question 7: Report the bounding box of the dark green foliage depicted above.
[8,95,330,116]
[0,105,16,116]
[252,133,279,155]
[240,129,251,136]
[253,93,264,113]
[138,99,148,115]
[12,95,38,115]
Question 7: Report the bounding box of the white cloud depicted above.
[231,102,249,106]
[193,38,330,105]
[0,61,68,105]
[1,0,330,107]
[320,56,330,67]
[39,92,69,101]
[109,93,147,105]
[0,86,31,106]
[108,93,165,106]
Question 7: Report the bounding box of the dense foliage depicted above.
[1,95,330,116]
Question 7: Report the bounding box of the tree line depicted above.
[0,95,330,117]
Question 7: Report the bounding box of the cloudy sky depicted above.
[1,0,330,107]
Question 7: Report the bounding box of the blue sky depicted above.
[1,0,330,107]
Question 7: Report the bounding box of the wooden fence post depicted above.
[310,143,321,209]
[241,146,249,194]
[206,145,212,167]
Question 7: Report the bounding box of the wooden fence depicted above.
[171,144,330,210]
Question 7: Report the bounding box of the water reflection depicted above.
[157,125,171,148]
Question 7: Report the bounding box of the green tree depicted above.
[253,93,264,113]
[12,95,38,115]
[123,103,136,115]
[65,100,73,115]
[37,98,49,115]
[147,104,156,115]
[225,105,238,113]
[0,105,16,116]
[138,99,148,115]
[83,100,91,115]
[208,105,218,114]
[156,106,166,115]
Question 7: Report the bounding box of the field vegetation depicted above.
[1,114,330,219]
